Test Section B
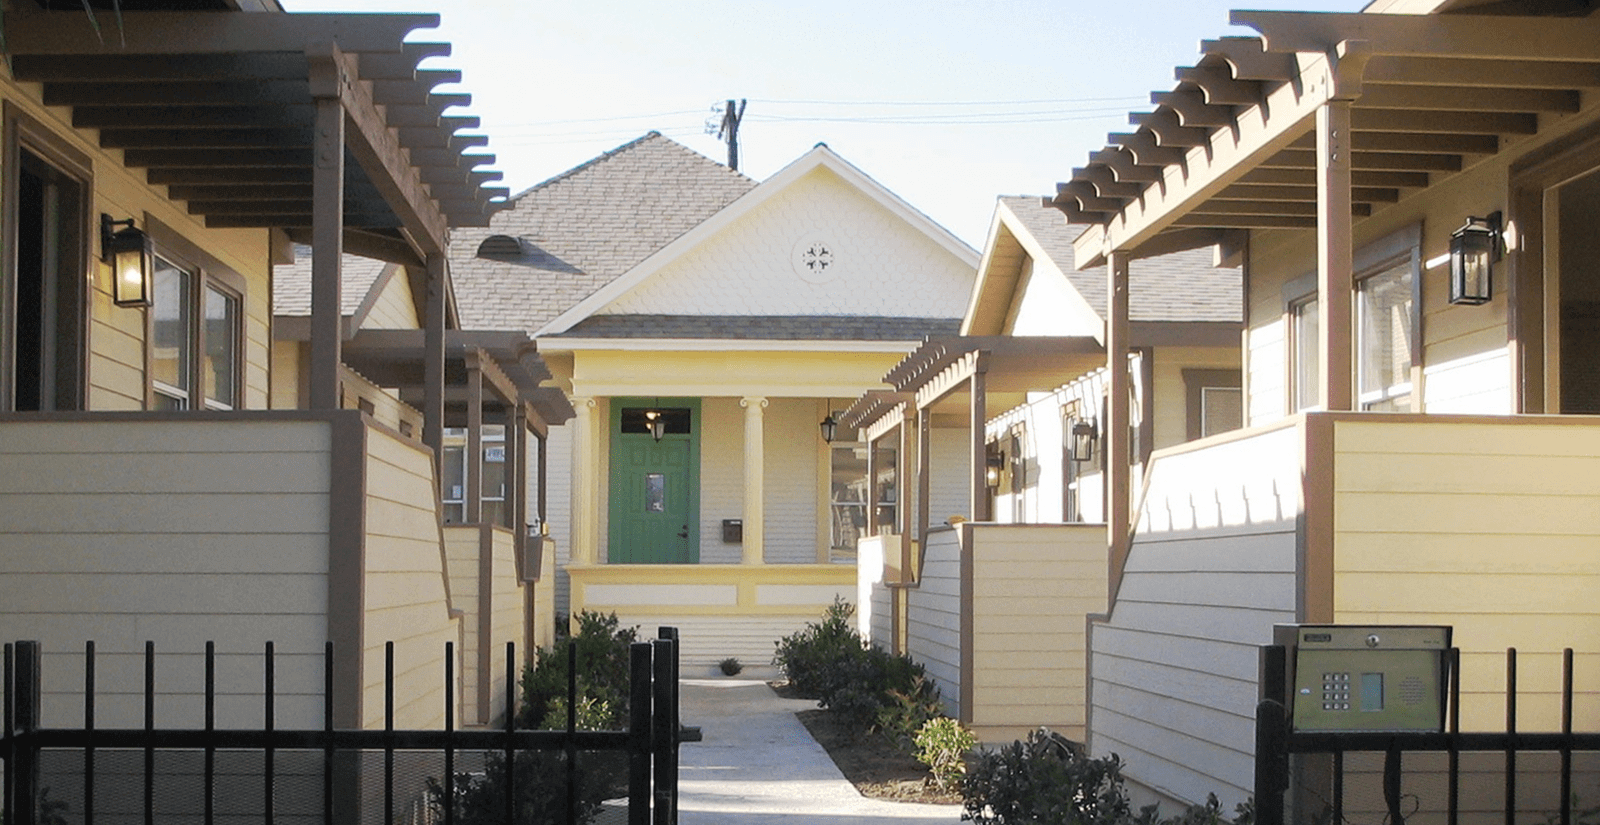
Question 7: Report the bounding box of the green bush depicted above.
[427,751,610,825]
[914,717,976,792]
[718,657,743,676]
[964,728,1255,825]
[963,728,1130,825]
[518,610,638,730]
[772,597,863,698]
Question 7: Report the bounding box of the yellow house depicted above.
[844,195,1242,744]
[1045,0,1600,811]
[451,135,979,670]
[0,4,518,733]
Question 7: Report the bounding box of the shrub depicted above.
[718,657,743,676]
[963,728,1131,825]
[518,610,638,730]
[772,597,863,698]
[427,751,610,825]
[914,717,976,792]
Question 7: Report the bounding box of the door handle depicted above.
[677,525,689,539]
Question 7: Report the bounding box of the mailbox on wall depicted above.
[1273,624,1452,733]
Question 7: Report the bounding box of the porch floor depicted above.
[676,679,962,824]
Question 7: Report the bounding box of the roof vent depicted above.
[477,234,530,259]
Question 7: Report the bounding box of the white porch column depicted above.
[740,396,768,565]
[570,396,599,565]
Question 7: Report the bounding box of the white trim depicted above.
[534,337,924,354]
[535,145,980,336]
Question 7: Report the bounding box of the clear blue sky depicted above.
[281,0,1360,247]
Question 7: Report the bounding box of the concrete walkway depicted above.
[676,678,964,825]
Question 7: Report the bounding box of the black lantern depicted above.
[985,453,1004,490]
[820,413,839,443]
[1449,212,1500,306]
[1070,419,1097,463]
[102,214,154,308]
[644,409,665,442]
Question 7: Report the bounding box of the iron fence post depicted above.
[1255,699,1288,825]
[628,641,654,825]
[10,642,39,825]
[652,628,679,825]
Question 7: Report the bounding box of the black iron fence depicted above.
[2,628,689,825]
[1256,646,1600,825]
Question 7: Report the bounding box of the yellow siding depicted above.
[271,340,302,410]
[359,267,420,330]
[0,80,272,413]
[1149,346,1240,450]
[531,538,557,649]
[968,524,1107,744]
[363,427,459,729]
[1331,418,1600,731]
[489,527,523,723]
[0,419,333,729]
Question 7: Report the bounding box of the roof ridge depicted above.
[503,131,752,203]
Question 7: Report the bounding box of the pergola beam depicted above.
[3,11,437,55]
[1234,10,1600,63]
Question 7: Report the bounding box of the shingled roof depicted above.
[1000,196,1240,324]
[451,132,757,332]
[555,315,962,341]
[274,245,394,318]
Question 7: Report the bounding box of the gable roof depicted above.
[535,143,980,337]
[965,196,1240,335]
[450,132,756,332]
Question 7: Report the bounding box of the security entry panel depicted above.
[1274,624,1451,733]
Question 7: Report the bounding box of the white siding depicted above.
[698,397,744,564]
[905,528,963,719]
[929,427,971,525]
[1091,424,1302,808]
[539,424,574,621]
[602,165,972,319]
[762,398,820,563]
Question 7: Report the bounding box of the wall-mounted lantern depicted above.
[1449,211,1500,306]
[820,413,839,443]
[644,408,665,442]
[1071,419,1097,463]
[102,214,154,308]
[985,453,1004,490]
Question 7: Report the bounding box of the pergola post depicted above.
[900,408,915,582]
[865,432,879,537]
[1317,97,1356,412]
[307,47,345,411]
[740,396,768,565]
[1106,250,1132,580]
[509,402,527,542]
[969,359,989,522]
[465,357,483,524]
[916,403,931,554]
[422,254,447,455]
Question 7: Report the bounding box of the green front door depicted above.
[608,398,699,563]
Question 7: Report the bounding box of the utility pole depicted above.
[716,98,747,171]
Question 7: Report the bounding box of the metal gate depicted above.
[2,627,689,825]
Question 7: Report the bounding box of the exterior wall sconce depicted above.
[1449,211,1500,306]
[644,408,665,442]
[1071,419,1097,463]
[102,214,154,308]
[985,453,1004,490]
[819,413,839,443]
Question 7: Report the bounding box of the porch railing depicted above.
[1255,645,1600,825]
[2,630,690,825]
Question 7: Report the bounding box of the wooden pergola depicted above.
[1048,8,1600,577]
[5,8,507,451]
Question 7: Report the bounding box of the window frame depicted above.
[1281,224,1422,415]
[144,217,246,411]
[1183,368,1243,441]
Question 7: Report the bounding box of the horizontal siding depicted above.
[362,428,458,730]
[1332,418,1600,731]
[0,419,333,728]
[967,524,1106,743]
[905,529,962,719]
[88,264,147,411]
[1091,425,1301,809]
[488,528,523,724]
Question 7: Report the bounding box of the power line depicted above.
[752,95,1147,107]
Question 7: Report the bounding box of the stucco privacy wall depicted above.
[362,425,460,729]
[600,164,972,319]
[1329,417,1600,731]
[1243,136,1523,425]
[0,418,333,729]
[1090,423,1301,809]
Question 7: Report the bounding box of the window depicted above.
[1291,294,1320,412]
[145,222,244,411]
[830,440,868,556]
[440,425,509,526]
[1184,369,1243,440]
[1357,260,1415,411]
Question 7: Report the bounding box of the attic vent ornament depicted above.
[792,237,840,284]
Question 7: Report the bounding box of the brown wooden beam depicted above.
[43,80,310,107]
[1129,109,1211,147]
[1192,200,1371,217]
[1175,66,1266,105]
[13,52,307,82]
[1236,166,1431,188]
[1199,37,1298,81]
[1234,9,1600,63]
[1171,213,1317,228]
[1108,131,1188,165]
[124,148,312,168]
[1288,130,1499,154]
[1350,108,1537,135]
[4,10,436,56]
[99,128,313,150]
[147,167,313,185]
[1357,83,1579,113]
[1365,56,1600,89]
[1214,183,1399,202]
[1265,148,1461,172]
[74,104,313,130]
[1150,90,1237,127]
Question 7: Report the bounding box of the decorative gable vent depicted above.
[477,234,531,259]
